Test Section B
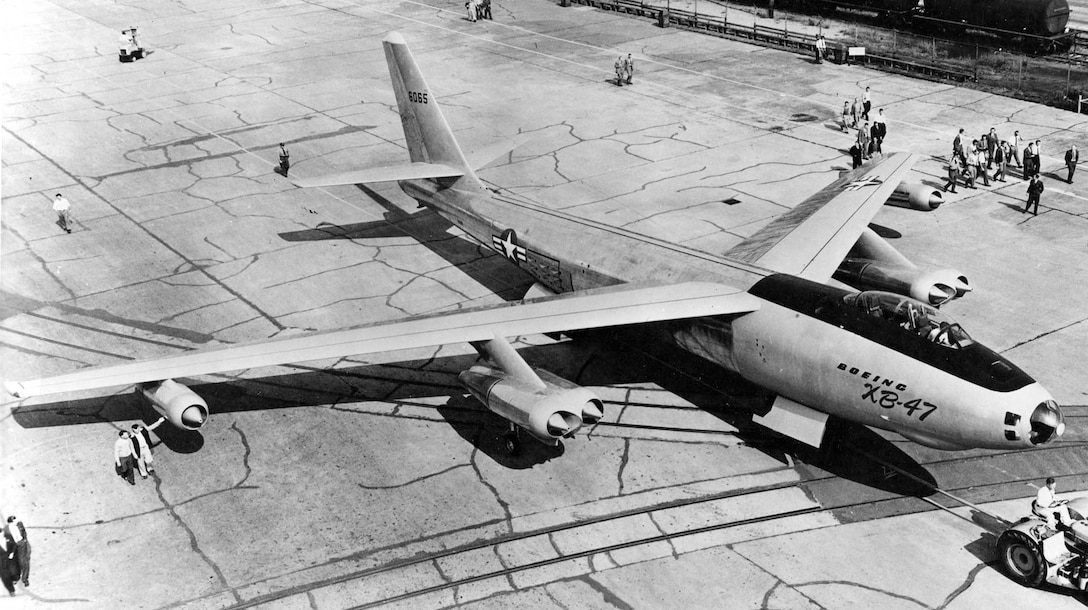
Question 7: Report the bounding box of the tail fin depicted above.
[289,33,483,190]
[383,33,480,187]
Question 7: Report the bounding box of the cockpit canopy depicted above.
[844,291,974,349]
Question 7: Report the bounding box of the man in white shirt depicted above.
[130,418,165,478]
[52,193,71,233]
[3,517,29,588]
[114,431,136,485]
[1035,477,1070,528]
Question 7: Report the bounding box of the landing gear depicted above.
[503,423,521,455]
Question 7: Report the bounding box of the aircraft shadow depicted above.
[278,185,534,302]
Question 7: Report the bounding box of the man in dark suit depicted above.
[1024,175,1044,216]
[1066,144,1079,183]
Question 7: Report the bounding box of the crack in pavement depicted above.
[357,463,469,490]
[1000,315,1088,353]
[470,430,514,532]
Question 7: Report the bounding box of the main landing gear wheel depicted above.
[503,425,521,455]
[997,530,1046,587]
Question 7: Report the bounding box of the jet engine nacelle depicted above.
[458,365,603,445]
[833,259,971,306]
[887,182,943,211]
[137,379,209,430]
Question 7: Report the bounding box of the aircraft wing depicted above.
[5,282,759,399]
[290,162,464,188]
[724,153,917,282]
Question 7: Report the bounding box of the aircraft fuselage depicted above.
[402,179,1062,450]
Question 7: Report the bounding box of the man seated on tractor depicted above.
[1035,477,1071,529]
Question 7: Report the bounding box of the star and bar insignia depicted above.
[843,176,884,191]
[492,229,527,264]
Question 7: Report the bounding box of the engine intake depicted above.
[887,182,943,211]
[458,365,603,445]
[834,259,970,306]
[138,379,208,430]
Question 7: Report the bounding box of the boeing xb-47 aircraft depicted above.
[5,33,1065,455]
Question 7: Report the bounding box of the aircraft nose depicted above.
[1029,400,1065,445]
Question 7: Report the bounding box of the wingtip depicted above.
[384,32,406,45]
[4,380,26,399]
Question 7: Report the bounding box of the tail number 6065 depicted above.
[408,91,428,104]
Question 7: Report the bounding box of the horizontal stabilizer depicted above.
[467,134,536,172]
[291,162,464,188]
[6,282,760,399]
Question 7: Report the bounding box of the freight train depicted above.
[800,0,1072,43]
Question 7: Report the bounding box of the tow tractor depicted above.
[119,27,144,63]
[998,496,1088,596]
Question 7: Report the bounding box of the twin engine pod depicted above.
[137,379,209,430]
[834,259,971,306]
[458,365,603,445]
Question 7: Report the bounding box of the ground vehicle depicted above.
[118,27,145,63]
[998,496,1088,593]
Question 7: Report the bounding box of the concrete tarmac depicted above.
[2,0,1087,608]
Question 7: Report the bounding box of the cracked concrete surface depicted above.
[2,0,1087,609]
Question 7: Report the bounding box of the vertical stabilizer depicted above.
[383,33,479,187]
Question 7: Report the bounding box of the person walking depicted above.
[850,97,861,128]
[1024,175,1044,215]
[964,145,978,189]
[849,143,862,169]
[871,109,886,155]
[994,141,1008,182]
[53,193,72,233]
[840,101,850,132]
[131,419,165,478]
[1030,140,1042,178]
[1010,131,1023,168]
[465,0,477,22]
[3,517,29,589]
[857,122,871,160]
[614,56,625,87]
[952,128,966,164]
[623,53,634,84]
[986,128,998,168]
[278,143,290,177]
[481,0,492,19]
[1065,144,1079,183]
[115,430,137,485]
[862,86,871,121]
[975,141,990,187]
[944,155,962,193]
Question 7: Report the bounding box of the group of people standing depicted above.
[113,419,165,485]
[614,53,635,86]
[844,88,887,169]
[465,0,492,22]
[945,127,1019,193]
[0,516,29,597]
[945,127,1079,216]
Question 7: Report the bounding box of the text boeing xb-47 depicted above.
[5,33,1065,454]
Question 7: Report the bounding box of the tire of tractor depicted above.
[997,529,1046,588]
